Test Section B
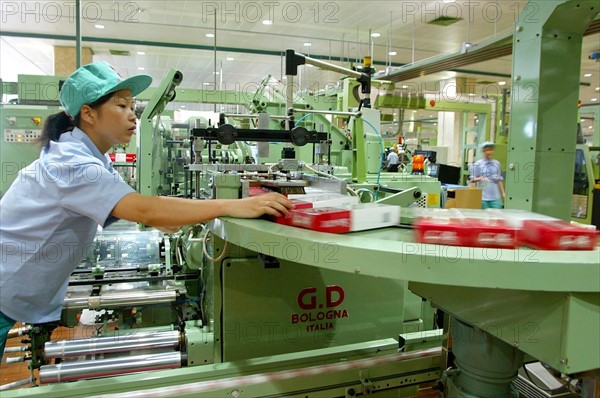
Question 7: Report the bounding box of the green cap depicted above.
[480,141,495,149]
[60,61,152,118]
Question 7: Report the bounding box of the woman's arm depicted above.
[111,192,293,227]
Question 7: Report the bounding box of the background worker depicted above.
[470,142,506,209]
[385,147,400,172]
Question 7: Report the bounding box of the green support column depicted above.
[352,118,367,182]
[506,0,599,219]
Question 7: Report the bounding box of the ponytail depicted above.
[38,111,76,147]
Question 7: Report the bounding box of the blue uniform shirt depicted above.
[471,158,504,201]
[0,128,134,323]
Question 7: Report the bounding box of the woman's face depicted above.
[81,89,137,152]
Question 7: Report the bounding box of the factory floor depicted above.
[1,323,440,396]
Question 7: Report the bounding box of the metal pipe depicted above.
[222,113,289,120]
[302,54,362,78]
[39,352,182,384]
[44,330,181,359]
[3,346,28,353]
[285,75,294,130]
[63,290,178,310]
[5,356,26,364]
[290,108,362,118]
[0,378,32,391]
[7,326,30,339]
[75,0,81,68]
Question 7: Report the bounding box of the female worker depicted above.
[470,142,506,209]
[0,62,293,355]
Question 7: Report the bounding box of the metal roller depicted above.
[6,326,30,339]
[63,290,178,310]
[44,330,181,359]
[39,352,182,384]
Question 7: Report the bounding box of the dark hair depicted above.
[38,92,115,147]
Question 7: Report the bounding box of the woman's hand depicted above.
[224,193,293,218]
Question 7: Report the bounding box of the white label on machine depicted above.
[4,129,41,143]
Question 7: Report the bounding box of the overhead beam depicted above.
[383,19,600,83]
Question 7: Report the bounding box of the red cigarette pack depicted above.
[273,200,313,226]
[520,220,598,250]
[414,218,472,246]
[290,207,352,233]
[465,219,519,249]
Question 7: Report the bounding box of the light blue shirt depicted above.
[0,128,134,323]
[471,158,504,201]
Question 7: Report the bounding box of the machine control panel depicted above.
[4,129,41,143]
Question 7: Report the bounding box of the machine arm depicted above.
[285,49,372,95]
[191,124,328,146]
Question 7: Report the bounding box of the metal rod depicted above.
[369,28,374,62]
[213,12,217,113]
[222,113,289,120]
[285,75,294,130]
[63,290,178,310]
[302,54,362,78]
[5,356,26,364]
[39,352,182,384]
[290,108,361,118]
[75,0,81,68]
[7,326,30,339]
[44,330,181,359]
[0,378,32,391]
[3,346,28,353]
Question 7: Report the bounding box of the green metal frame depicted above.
[505,0,600,220]
[138,68,182,196]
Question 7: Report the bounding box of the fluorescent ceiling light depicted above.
[498,81,506,86]
[226,57,234,61]
[468,93,476,96]
[137,67,145,71]
[583,73,592,77]
[443,0,456,3]
[388,51,397,56]
[206,33,215,38]
[203,82,211,85]
[591,98,598,102]
[137,51,146,56]
[262,19,273,25]
[402,85,408,89]
[303,42,312,47]
[371,32,381,38]
[95,24,105,29]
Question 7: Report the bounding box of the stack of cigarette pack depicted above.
[413,209,598,250]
